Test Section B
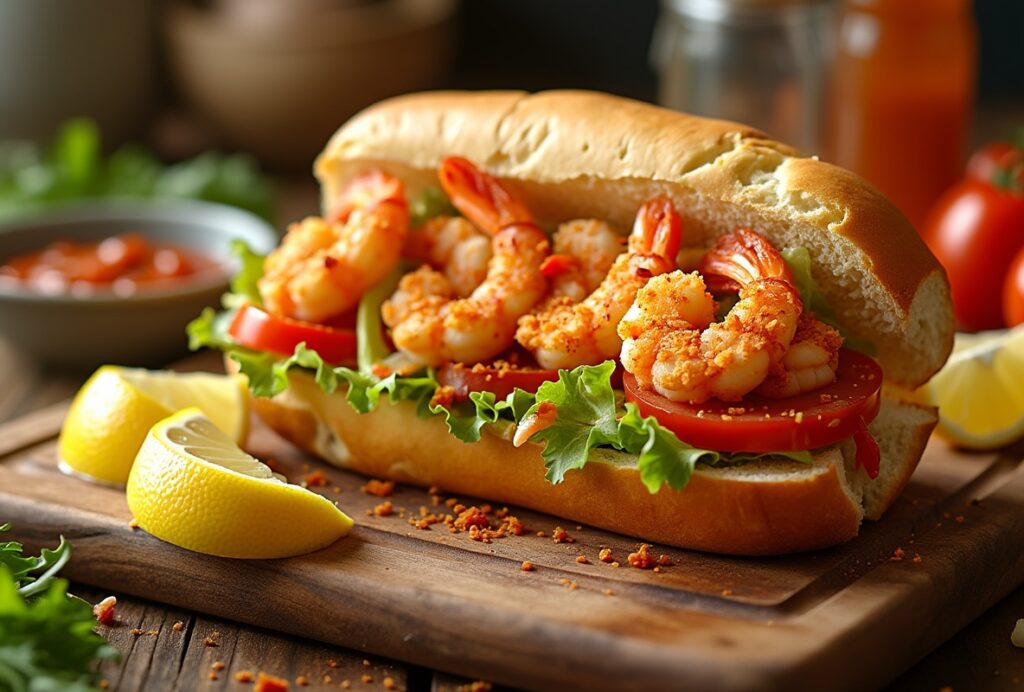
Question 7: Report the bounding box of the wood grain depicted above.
[2,395,1023,690]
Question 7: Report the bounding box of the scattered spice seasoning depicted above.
[212,661,225,671]
[604,589,615,597]
[373,501,394,517]
[535,530,548,538]
[521,561,535,572]
[658,554,673,567]
[361,673,373,684]
[208,672,219,681]
[912,554,923,564]
[172,621,184,632]
[383,677,397,690]
[890,547,905,562]
[598,548,614,563]
[303,470,328,487]
[575,555,590,565]
[203,631,220,647]
[295,676,309,687]
[235,671,254,683]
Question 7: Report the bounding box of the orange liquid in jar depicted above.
[825,0,977,231]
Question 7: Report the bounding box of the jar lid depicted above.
[663,0,834,22]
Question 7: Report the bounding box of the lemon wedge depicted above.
[127,408,352,558]
[58,366,249,485]
[924,327,1024,450]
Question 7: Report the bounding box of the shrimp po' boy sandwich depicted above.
[191,91,953,556]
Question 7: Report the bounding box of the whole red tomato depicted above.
[966,142,1022,185]
[924,179,1024,332]
[1003,247,1024,327]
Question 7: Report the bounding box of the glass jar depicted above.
[652,0,835,153]
[824,0,977,230]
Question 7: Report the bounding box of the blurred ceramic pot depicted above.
[0,0,156,145]
[165,0,457,172]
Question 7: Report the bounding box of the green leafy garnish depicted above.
[0,118,274,221]
[0,525,119,691]
[409,186,457,228]
[225,239,267,308]
[782,246,876,356]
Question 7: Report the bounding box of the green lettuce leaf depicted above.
[782,246,877,356]
[224,240,266,308]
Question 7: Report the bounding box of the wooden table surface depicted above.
[3,337,1024,691]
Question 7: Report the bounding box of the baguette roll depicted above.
[243,90,953,555]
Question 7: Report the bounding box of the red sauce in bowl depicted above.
[0,233,223,297]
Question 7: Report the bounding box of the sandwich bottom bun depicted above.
[242,363,938,556]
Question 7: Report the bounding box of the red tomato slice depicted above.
[623,349,883,452]
[228,304,357,365]
[438,361,560,400]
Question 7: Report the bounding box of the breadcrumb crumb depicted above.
[254,672,289,692]
[575,555,590,564]
[234,671,254,683]
[521,561,535,572]
[890,547,905,562]
[551,526,574,544]
[303,470,328,487]
[172,621,184,632]
[599,548,614,563]
[373,501,394,517]
[627,543,656,569]
[362,479,395,497]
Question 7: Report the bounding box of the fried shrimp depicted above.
[756,314,843,398]
[259,171,409,322]
[540,220,625,302]
[403,215,492,297]
[618,229,803,404]
[516,197,682,370]
[382,157,550,366]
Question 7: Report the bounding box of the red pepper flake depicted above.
[551,526,574,544]
[373,501,394,517]
[254,672,289,692]
[521,561,535,572]
[598,548,614,563]
[303,470,328,487]
[627,543,656,569]
[890,547,905,562]
[263,458,283,473]
[362,479,394,497]
[93,596,117,625]
[455,506,490,530]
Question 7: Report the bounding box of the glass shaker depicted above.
[651,0,836,153]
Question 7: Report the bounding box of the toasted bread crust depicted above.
[315,90,953,388]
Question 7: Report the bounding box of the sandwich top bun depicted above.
[315,90,954,388]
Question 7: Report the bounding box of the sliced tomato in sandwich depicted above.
[624,348,883,456]
[228,304,357,365]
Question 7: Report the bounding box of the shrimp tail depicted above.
[699,228,795,291]
[438,157,534,233]
[629,196,682,276]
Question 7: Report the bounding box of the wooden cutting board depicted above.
[2,399,1023,691]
